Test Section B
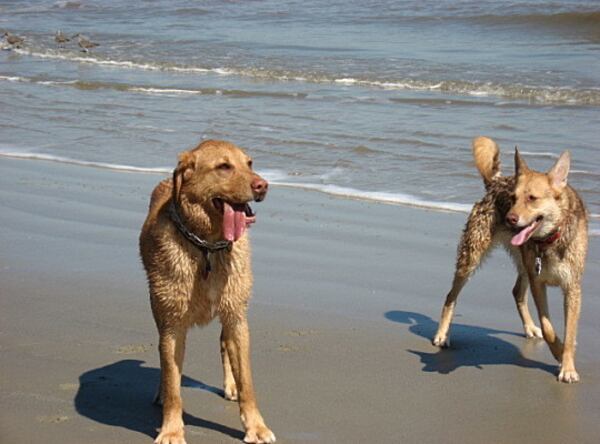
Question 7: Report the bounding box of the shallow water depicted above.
[1,0,599,232]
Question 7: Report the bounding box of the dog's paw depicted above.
[432,334,450,348]
[243,424,276,444]
[154,429,186,444]
[558,368,580,384]
[523,324,543,339]
[224,383,238,401]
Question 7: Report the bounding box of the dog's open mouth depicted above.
[213,198,256,242]
[511,216,543,247]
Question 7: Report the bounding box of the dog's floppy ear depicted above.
[172,151,196,202]
[548,150,570,190]
[514,147,529,176]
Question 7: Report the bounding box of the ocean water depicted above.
[1,0,599,233]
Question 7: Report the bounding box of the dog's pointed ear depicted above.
[172,151,196,202]
[548,150,570,190]
[514,146,529,176]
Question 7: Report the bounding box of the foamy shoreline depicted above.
[2,149,598,235]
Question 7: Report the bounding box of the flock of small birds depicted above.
[2,30,100,53]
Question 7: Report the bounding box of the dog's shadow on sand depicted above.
[385,311,556,376]
[75,359,244,441]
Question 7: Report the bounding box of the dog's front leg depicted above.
[155,328,187,444]
[529,278,564,363]
[511,272,542,339]
[221,318,275,444]
[558,284,581,383]
[221,326,238,401]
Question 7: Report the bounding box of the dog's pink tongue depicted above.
[511,221,538,246]
[234,208,246,240]
[222,202,247,242]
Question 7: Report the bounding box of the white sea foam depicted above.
[126,124,176,133]
[518,151,559,159]
[468,90,490,97]
[335,78,357,85]
[570,169,600,176]
[129,87,201,95]
[1,148,598,234]
[0,149,170,174]
[0,148,471,214]
[7,48,600,105]
[0,75,29,82]
[37,80,77,86]
[0,75,76,87]
[275,182,474,213]
[11,48,214,74]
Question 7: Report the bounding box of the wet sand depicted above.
[1,157,599,443]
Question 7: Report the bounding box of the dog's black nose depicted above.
[506,213,519,226]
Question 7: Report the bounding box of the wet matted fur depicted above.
[139,140,275,443]
[432,136,588,383]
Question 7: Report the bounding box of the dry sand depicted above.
[1,157,599,443]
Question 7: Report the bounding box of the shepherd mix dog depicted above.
[432,136,588,383]
[140,140,275,443]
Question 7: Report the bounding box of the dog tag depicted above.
[535,256,542,276]
[202,251,212,279]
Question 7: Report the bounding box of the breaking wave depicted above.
[6,48,600,106]
[0,75,308,99]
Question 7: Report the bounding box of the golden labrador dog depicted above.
[140,140,275,443]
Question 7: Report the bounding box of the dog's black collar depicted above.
[168,201,231,278]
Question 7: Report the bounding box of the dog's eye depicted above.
[247,159,253,169]
[217,163,232,171]
[528,195,537,202]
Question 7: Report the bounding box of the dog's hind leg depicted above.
[512,273,543,339]
[432,273,469,347]
[433,203,494,347]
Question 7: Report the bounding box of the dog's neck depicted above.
[169,198,232,279]
[174,195,222,243]
[534,227,561,250]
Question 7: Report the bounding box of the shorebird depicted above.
[55,30,70,47]
[73,34,99,53]
[3,32,24,49]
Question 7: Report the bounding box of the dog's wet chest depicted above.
[536,251,572,286]
[188,251,251,323]
[189,266,229,322]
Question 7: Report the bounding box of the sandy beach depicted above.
[1,156,599,443]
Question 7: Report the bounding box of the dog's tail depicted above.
[472,136,500,187]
